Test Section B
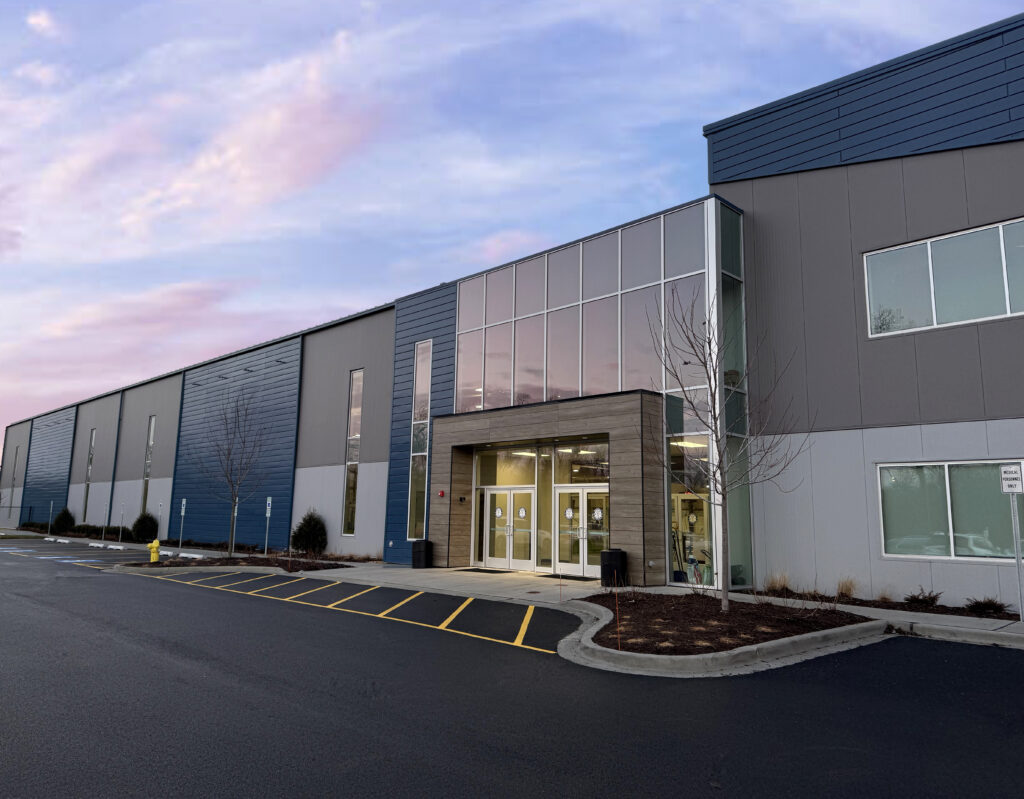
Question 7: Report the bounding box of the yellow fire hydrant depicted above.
[147,538,160,563]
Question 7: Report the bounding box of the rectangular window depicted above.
[546,306,579,400]
[583,232,618,299]
[515,256,545,317]
[513,315,544,405]
[8,445,19,518]
[582,297,618,395]
[408,341,432,540]
[455,330,483,413]
[865,218,1024,336]
[141,415,156,514]
[83,428,96,524]
[880,461,1024,560]
[621,285,662,391]
[547,244,580,308]
[483,323,512,409]
[342,369,363,536]
[621,217,660,290]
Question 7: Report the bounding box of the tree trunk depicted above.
[228,499,237,558]
[720,487,730,613]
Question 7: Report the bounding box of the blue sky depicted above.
[1,0,1020,436]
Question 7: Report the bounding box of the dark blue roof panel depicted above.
[705,13,1024,183]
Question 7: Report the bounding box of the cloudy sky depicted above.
[1,0,1019,443]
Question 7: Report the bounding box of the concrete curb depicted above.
[891,621,1024,650]
[558,606,890,678]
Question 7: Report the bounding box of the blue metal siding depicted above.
[384,284,457,564]
[169,338,301,549]
[705,14,1024,183]
[20,407,76,524]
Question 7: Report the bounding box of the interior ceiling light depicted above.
[511,451,536,457]
[672,440,706,448]
[578,450,597,455]
[557,448,574,453]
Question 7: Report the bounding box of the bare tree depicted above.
[654,282,810,612]
[192,390,266,557]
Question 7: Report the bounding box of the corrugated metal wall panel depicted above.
[706,15,1024,183]
[384,283,457,564]
[169,338,301,549]
[20,407,76,524]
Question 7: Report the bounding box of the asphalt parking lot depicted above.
[0,537,579,653]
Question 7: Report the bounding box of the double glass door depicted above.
[484,488,535,570]
[555,487,609,578]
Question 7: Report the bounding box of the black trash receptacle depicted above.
[411,539,432,569]
[600,549,627,587]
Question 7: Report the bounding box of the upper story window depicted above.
[865,218,1024,337]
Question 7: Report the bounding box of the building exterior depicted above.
[3,14,1024,604]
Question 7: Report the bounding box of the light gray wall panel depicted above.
[915,327,985,423]
[114,374,182,481]
[858,337,920,427]
[351,461,387,558]
[978,319,1024,419]
[2,488,23,526]
[901,149,969,241]
[987,419,1024,457]
[70,394,120,485]
[68,481,112,527]
[296,308,395,468]
[1,421,31,493]
[929,561,1001,606]
[963,140,1024,226]
[291,461,388,557]
[920,421,989,460]
[755,446,816,588]
[67,483,84,525]
[796,168,863,429]
[291,465,344,550]
[110,480,143,531]
[861,423,924,462]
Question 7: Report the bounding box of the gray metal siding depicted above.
[705,14,1024,183]
[713,139,1024,434]
[169,339,301,548]
[296,308,395,468]
[1,421,31,493]
[70,394,120,485]
[20,407,76,523]
[114,374,183,482]
[384,284,457,565]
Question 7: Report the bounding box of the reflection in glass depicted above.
[1004,221,1024,313]
[476,449,538,486]
[547,245,580,308]
[554,443,609,484]
[622,217,660,289]
[949,464,1015,558]
[514,316,544,405]
[722,276,744,389]
[664,274,705,390]
[726,437,752,587]
[720,206,742,277]
[866,244,933,334]
[486,267,514,325]
[489,491,508,560]
[583,232,618,299]
[512,491,533,560]
[343,463,358,535]
[537,448,553,567]
[411,421,429,454]
[665,391,709,435]
[458,276,484,331]
[546,306,579,400]
[483,323,512,409]
[582,297,618,395]
[665,204,705,277]
[586,491,610,567]
[880,465,950,556]
[931,228,1006,324]
[412,341,431,421]
[621,285,662,391]
[407,454,428,540]
[557,491,581,566]
[668,434,712,584]
[455,330,483,413]
[515,256,545,317]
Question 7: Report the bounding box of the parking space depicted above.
[0,538,580,654]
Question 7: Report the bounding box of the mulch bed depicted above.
[763,588,1019,621]
[584,592,867,655]
[128,556,349,573]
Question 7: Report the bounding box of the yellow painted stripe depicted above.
[249,576,304,595]
[438,597,474,629]
[327,585,378,607]
[73,562,107,569]
[378,591,423,617]
[216,574,278,589]
[283,580,338,601]
[187,572,240,584]
[513,605,535,646]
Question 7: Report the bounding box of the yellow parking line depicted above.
[328,585,378,607]
[378,591,423,617]
[216,574,277,589]
[73,562,107,569]
[283,580,338,601]
[438,597,474,629]
[187,572,240,584]
[249,576,304,595]
[513,605,535,646]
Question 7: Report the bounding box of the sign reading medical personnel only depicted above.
[1000,463,1024,622]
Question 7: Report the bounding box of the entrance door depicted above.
[555,487,609,578]
[484,488,534,571]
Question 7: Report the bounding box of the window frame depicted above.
[341,368,364,537]
[407,340,432,542]
[877,459,1024,563]
[864,216,1024,339]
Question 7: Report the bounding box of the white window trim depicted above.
[877,459,1024,563]
[864,215,1024,339]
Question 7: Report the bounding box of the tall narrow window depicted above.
[141,415,156,514]
[342,370,363,536]
[8,446,18,519]
[408,340,432,541]
[82,428,97,524]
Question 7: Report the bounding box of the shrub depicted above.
[965,596,1010,617]
[291,509,327,556]
[835,577,856,600]
[52,507,75,534]
[73,524,102,537]
[876,589,894,603]
[131,512,159,543]
[903,585,943,608]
